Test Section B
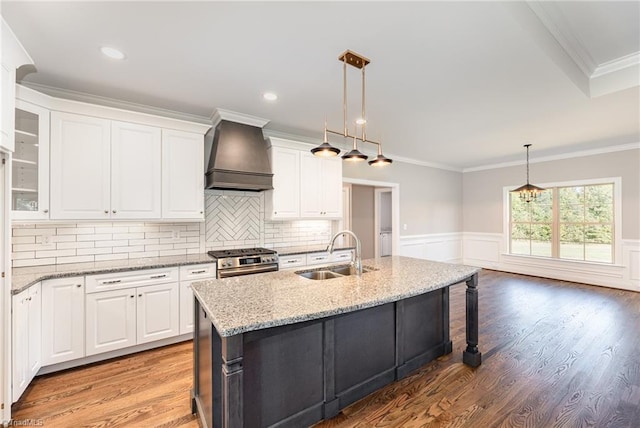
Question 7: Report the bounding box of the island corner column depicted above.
[462,273,482,367]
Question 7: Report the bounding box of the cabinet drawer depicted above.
[180,263,216,281]
[331,250,353,263]
[278,255,306,269]
[86,267,179,293]
[306,252,330,265]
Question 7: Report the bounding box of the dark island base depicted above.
[193,274,480,428]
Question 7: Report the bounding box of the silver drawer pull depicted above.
[314,257,324,260]
[102,279,121,285]
[287,260,298,263]
[150,274,167,279]
[191,270,206,274]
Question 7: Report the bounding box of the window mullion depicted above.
[552,187,559,258]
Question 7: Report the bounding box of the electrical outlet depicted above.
[41,234,55,249]
[171,229,180,241]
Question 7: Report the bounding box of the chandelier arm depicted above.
[362,66,366,142]
[343,56,348,137]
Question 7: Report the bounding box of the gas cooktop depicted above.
[207,247,276,259]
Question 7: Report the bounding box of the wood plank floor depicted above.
[12,270,640,427]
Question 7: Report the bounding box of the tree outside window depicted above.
[510,183,614,263]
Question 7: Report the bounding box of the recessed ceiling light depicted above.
[355,117,367,125]
[263,92,278,101]
[100,46,126,60]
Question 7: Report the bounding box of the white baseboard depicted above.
[462,232,640,292]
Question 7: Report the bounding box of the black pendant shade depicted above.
[310,142,340,157]
[342,149,368,161]
[368,153,393,166]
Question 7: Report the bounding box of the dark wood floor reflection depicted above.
[12,270,640,427]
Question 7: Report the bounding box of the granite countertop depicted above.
[11,253,216,294]
[192,256,480,337]
[276,245,354,256]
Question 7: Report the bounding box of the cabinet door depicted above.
[111,121,161,219]
[137,282,179,344]
[300,152,323,217]
[86,288,136,356]
[267,147,300,219]
[179,281,195,335]
[0,62,14,152]
[50,111,111,219]
[320,156,343,218]
[27,284,42,379]
[11,283,41,403]
[42,277,85,365]
[162,129,204,219]
[12,100,50,220]
[300,153,342,219]
[12,291,28,402]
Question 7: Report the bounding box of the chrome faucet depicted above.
[327,230,362,276]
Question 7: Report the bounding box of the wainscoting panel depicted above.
[462,232,639,292]
[399,234,462,264]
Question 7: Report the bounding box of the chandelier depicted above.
[311,50,392,166]
[511,144,544,202]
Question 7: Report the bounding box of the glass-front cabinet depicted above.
[12,99,49,219]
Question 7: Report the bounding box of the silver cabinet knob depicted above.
[104,210,109,214]
[76,284,82,288]
[112,210,117,214]
[43,209,49,213]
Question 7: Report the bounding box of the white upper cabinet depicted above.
[300,153,342,218]
[1,18,33,152]
[266,145,300,219]
[12,100,50,219]
[49,111,204,221]
[50,111,111,219]
[267,138,342,221]
[111,121,161,219]
[162,129,204,220]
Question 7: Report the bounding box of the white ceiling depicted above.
[2,1,639,170]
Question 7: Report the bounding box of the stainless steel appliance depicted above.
[208,248,279,278]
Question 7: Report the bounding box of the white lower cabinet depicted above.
[86,282,179,356]
[278,250,353,270]
[86,288,137,356]
[12,283,41,402]
[41,277,85,366]
[179,263,217,334]
[136,283,179,344]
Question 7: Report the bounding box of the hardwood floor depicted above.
[12,270,640,427]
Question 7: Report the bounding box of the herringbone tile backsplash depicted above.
[13,189,333,266]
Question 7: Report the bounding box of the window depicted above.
[509,180,617,264]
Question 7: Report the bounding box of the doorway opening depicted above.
[339,178,399,259]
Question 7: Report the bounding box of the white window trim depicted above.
[502,177,622,266]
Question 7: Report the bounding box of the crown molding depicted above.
[591,51,640,78]
[210,108,270,128]
[463,142,640,173]
[526,1,597,77]
[19,82,211,126]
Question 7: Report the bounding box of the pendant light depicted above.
[310,50,392,166]
[342,125,368,161]
[310,119,341,157]
[511,144,544,202]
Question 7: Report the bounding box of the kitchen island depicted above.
[191,256,481,428]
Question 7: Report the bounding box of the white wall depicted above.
[343,160,463,235]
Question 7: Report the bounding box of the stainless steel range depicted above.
[208,248,279,278]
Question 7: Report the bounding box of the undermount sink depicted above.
[296,264,376,280]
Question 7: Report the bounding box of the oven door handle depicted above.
[218,264,278,278]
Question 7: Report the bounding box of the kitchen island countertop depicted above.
[191,255,480,337]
